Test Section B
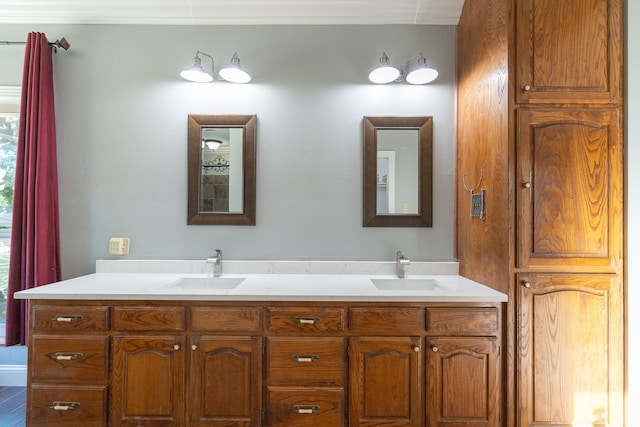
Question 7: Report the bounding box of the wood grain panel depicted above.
[516,108,622,269]
[348,307,424,335]
[189,335,262,426]
[517,273,623,427]
[31,335,108,382]
[31,305,109,331]
[455,0,511,295]
[29,384,107,427]
[190,306,261,332]
[426,337,500,427]
[113,306,186,331]
[266,337,345,386]
[515,0,622,103]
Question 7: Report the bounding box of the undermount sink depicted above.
[370,278,446,291]
[171,277,245,289]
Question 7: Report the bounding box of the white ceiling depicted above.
[0,0,464,26]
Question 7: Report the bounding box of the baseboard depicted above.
[0,364,27,386]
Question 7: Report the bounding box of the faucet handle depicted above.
[397,250,406,259]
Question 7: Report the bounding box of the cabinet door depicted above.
[188,335,262,427]
[515,0,622,104]
[517,273,623,427]
[426,337,500,427]
[111,335,186,427]
[349,336,422,427]
[516,108,622,270]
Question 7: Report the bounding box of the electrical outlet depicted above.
[109,237,130,255]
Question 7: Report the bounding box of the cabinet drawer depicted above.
[267,387,344,427]
[29,384,107,426]
[426,307,499,335]
[31,305,109,331]
[191,306,261,332]
[266,307,345,334]
[348,307,424,334]
[31,335,109,382]
[267,337,344,386]
[113,306,186,331]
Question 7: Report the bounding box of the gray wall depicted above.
[0,24,455,278]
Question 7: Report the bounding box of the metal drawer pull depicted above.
[53,315,83,323]
[294,317,320,325]
[293,405,319,414]
[291,355,319,362]
[50,401,80,411]
[52,352,83,361]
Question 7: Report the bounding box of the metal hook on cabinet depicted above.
[463,169,486,221]
[463,169,483,193]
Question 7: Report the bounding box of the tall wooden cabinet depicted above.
[456,1,624,427]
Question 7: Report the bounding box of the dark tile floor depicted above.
[0,386,26,427]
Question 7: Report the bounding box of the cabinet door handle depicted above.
[413,346,420,353]
[294,317,320,325]
[50,401,80,411]
[523,84,531,91]
[522,181,531,189]
[53,315,83,323]
[431,346,438,352]
[191,344,197,351]
[522,281,531,288]
[173,344,180,351]
[291,355,319,363]
[51,352,83,361]
[292,405,319,414]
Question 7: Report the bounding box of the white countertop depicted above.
[14,272,507,303]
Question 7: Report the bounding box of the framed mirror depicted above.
[363,116,433,227]
[188,114,256,225]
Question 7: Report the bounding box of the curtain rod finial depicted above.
[53,37,70,50]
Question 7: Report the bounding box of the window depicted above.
[0,86,20,342]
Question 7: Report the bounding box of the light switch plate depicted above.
[109,237,130,255]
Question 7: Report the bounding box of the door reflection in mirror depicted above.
[363,116,432,227]
[200,127,244,213]
[376,130,419,215]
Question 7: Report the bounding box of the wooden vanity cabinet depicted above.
[26,299,503,427]
[348,307,424,427]
[27,304,110,427]
[111,305,187,427]
[425,307,501,427]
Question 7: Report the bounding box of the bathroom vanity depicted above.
[16,265,507,427]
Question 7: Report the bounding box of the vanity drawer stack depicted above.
[265,307,347,427]
[27,304,110,426]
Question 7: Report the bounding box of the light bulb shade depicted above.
[202,139,222,150]
[219,52,251,83]
[368,52,401,84]
[405,56,438,84]
[181,54,214,82]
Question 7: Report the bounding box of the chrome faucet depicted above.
[207,249,223,277]
[396,250,410,278]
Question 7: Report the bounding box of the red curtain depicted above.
[5,32,61,346]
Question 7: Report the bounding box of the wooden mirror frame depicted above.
[188,114,257,225]
[363,116,433,227]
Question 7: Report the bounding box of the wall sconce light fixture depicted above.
[181,51,251,83]
[368,52,438,85]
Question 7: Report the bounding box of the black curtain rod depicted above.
[0,37,70,51]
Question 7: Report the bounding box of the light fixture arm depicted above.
[194,50,214,74]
